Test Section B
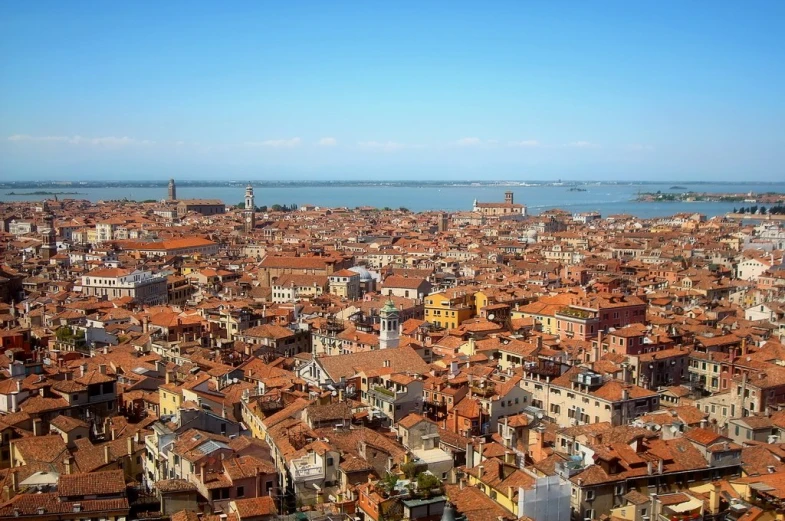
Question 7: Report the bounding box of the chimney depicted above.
[466,442,475,468]
[507,485,513,499]
[10,470,18,493]
[80,364,88,377]
[657,459,663,474]
[15,380,21,393]
[535,335,542,349]
[127,436,134,456]
[478,441,485,463]
[32,418,42,436]
[740,338,747,357]
[142,316,149,334]
[709,482,721,514]
[64,457,72,475]
[622,364,631,384]
[477,465,484,479]
[104,445,112,465]
[200,463,206,483]
[700,419,708,429]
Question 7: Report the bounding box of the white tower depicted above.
[379,299,400,349]
[244,184,255,233]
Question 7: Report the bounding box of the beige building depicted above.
[81,267,168,305]
[328,269,361,299]
[523,366,660,427]
[176,199,225,217]
[473,191,527,217]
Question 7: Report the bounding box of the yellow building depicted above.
[512,298,566,335]
[464,456,532,516]
[473,290,492,316]
[424,291,474,329]
[159,383,183,416]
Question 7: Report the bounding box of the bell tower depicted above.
[244,184,255,233]
[168,178,177,201]
[379,299,400,350]
[41,200,56,261]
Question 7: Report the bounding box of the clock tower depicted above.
[244,184,255,233]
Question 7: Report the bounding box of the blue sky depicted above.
[1,1,784,181]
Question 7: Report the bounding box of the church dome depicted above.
[349,265,374,281]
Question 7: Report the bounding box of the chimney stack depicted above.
[127,436,134,456]
[104,445,112,465]
[709,482,721,514]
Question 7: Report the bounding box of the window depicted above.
[585,490,595,501]
[327,457,334,466]
[236,486,245,498]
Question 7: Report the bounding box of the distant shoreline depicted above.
[5,190,84,195]
[2,180,785,190]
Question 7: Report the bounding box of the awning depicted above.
[667,497,704,513]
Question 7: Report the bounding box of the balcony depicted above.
[291,463,325,482]
[555,307,597,321]
[370,386,398,403]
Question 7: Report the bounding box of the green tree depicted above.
[382,472,399,495]
[401,462,417,479]
[416,473,441,498]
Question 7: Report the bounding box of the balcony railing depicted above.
[370,386,399,403]
[291,463,325,481]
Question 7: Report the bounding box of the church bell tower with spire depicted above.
[379,299,400,349]
[244,184,255,233]
[41,200,56,261]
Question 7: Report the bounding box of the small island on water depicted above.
[636,190,785,204]
[669,185,688,189]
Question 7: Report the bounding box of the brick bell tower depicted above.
[41,200,56,261]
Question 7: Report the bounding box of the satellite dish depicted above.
[535,411,544,420]
[331,390,338,397]
[488,313,495,321]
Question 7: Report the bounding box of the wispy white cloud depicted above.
[357,140,409,151]
[566,141,600,148]
[508,140,541,148]
[455,137,482,147]
[317,137,338,146]
[244,137,302,148]
[7,134,153,146]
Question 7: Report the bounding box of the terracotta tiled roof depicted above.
[58,469,126,497]
[0,493,129,517]
[231,496,278,518]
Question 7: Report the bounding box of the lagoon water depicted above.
[3,182,783,219]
